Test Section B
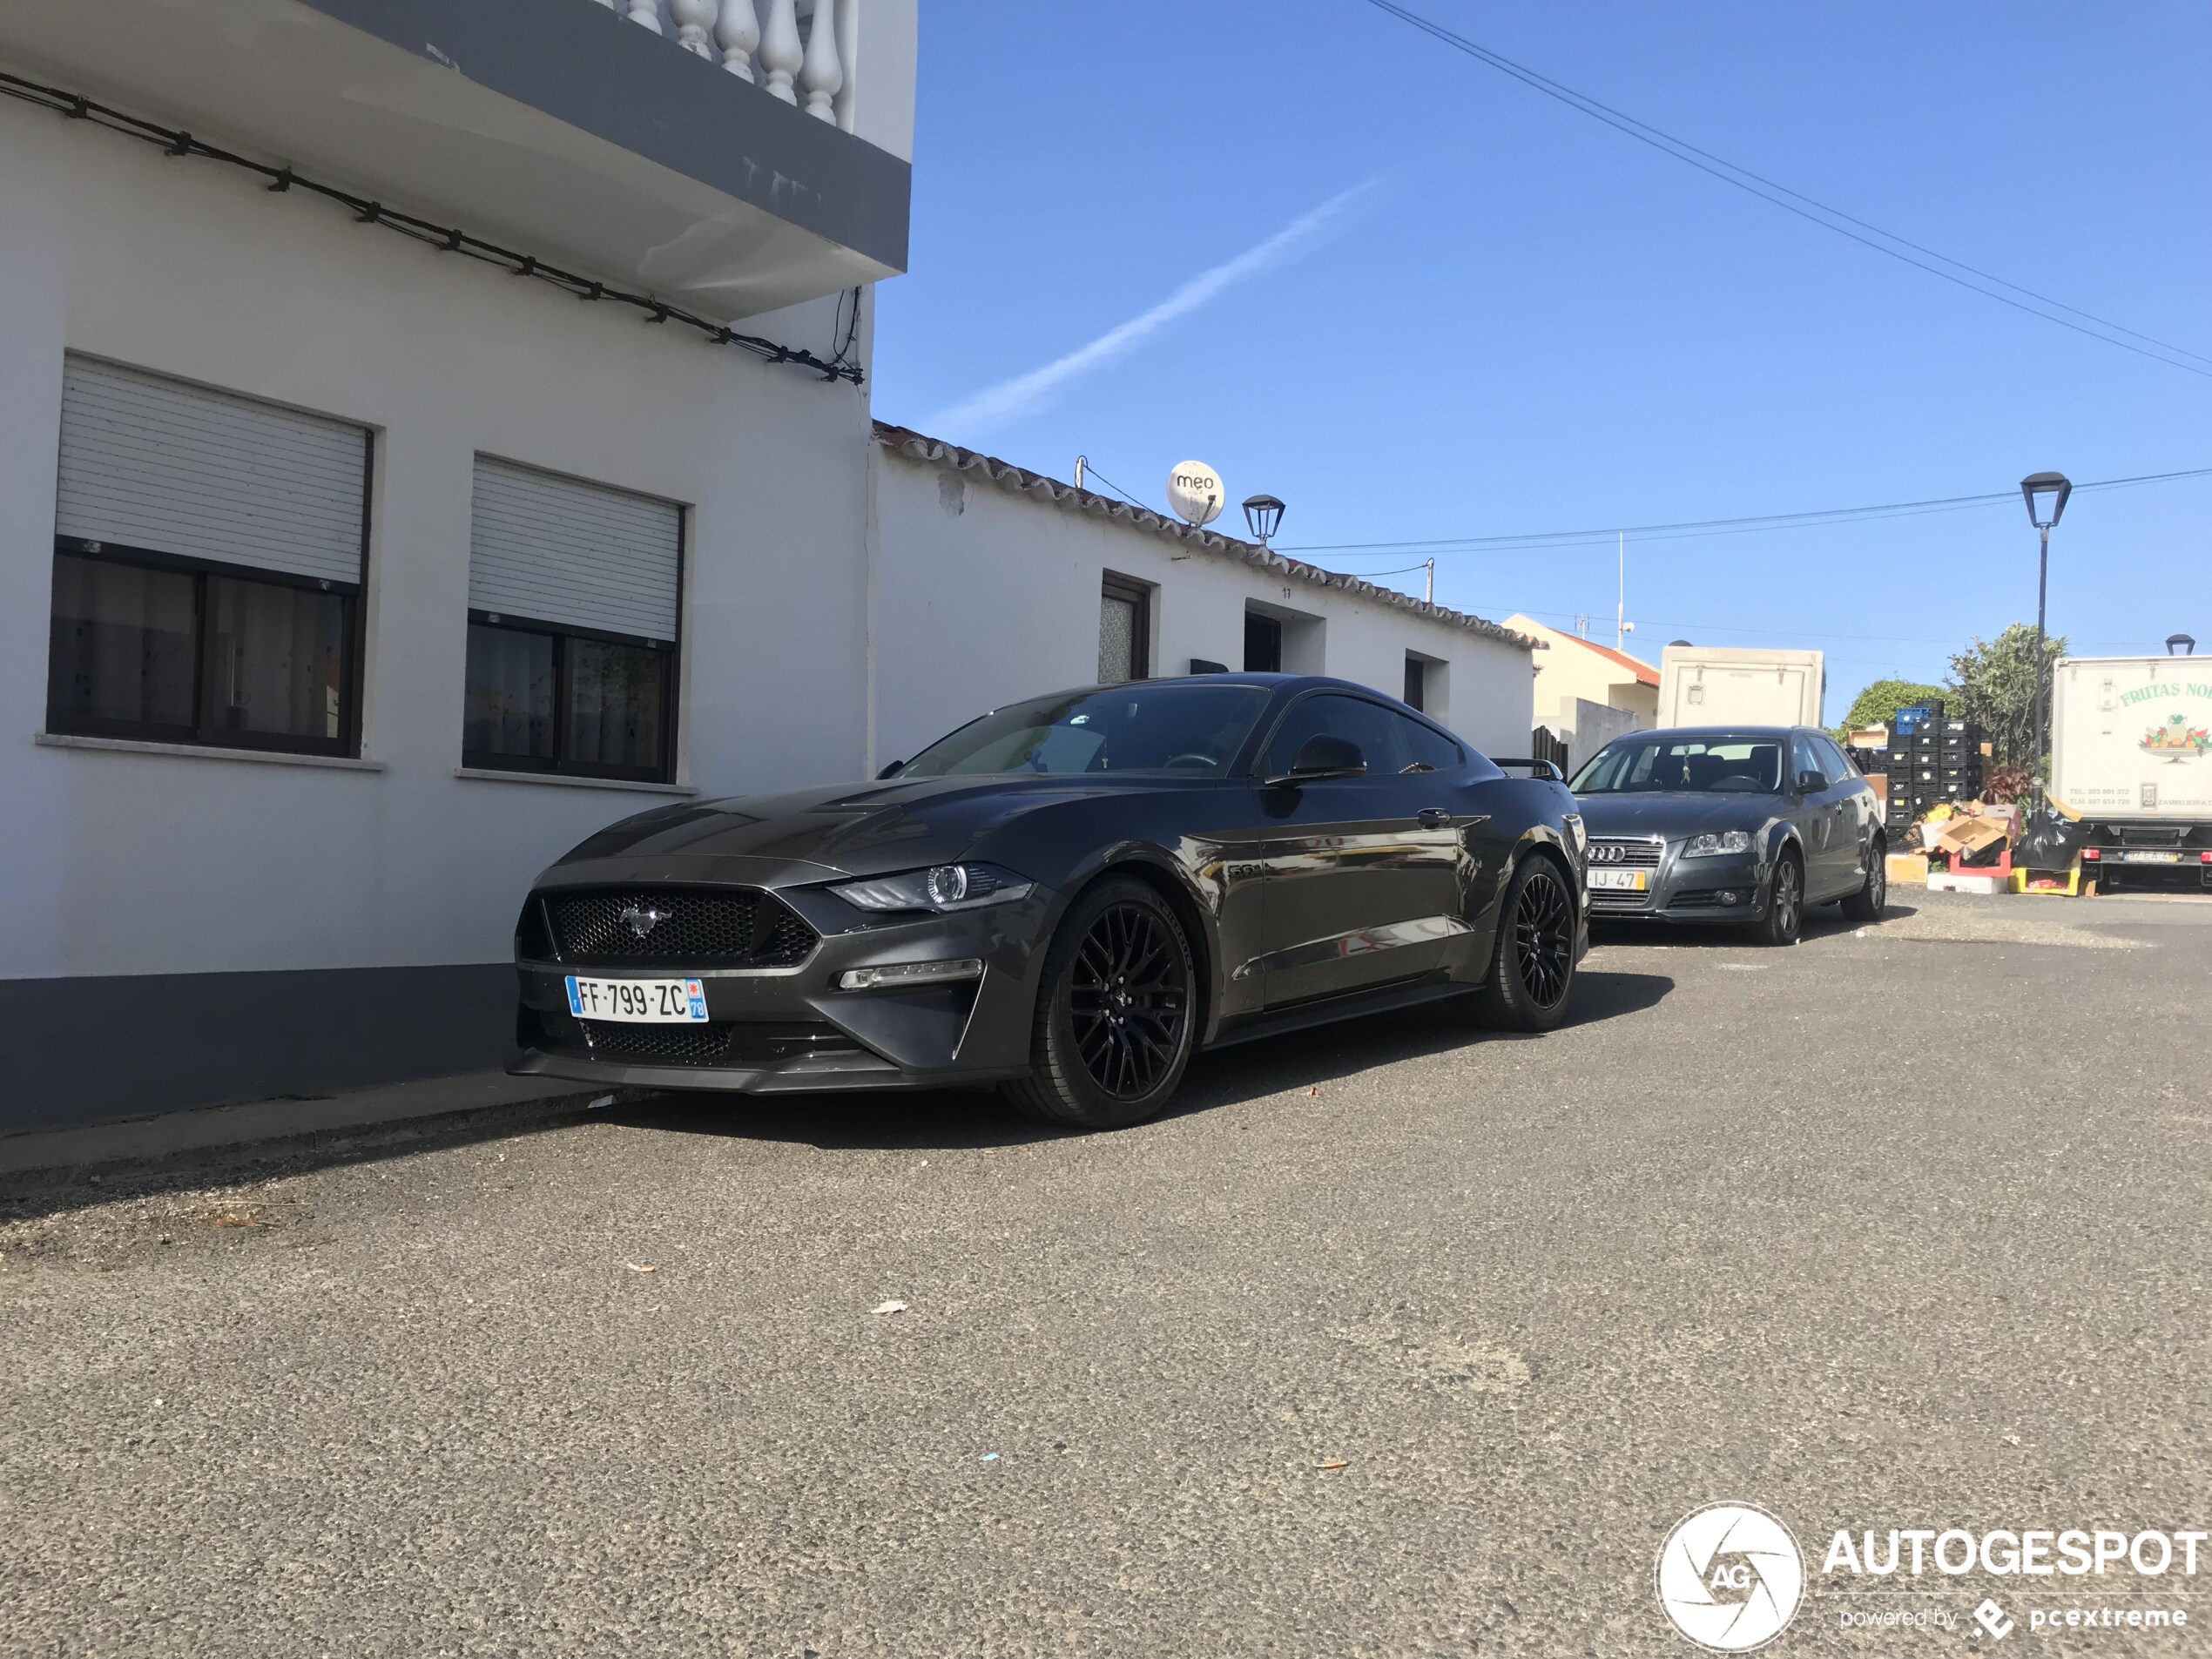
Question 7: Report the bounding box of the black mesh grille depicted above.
[523,1008,860,1070]
[542,887,818,968]
[579,1021,737,1066]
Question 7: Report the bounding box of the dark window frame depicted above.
[46,535,367,758]
[462,608,678,784]
[1403,653,1430,712]
[1244,610,1284,673]
[1098,571,1152,683]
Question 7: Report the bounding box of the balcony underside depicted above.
[0,0,909,321]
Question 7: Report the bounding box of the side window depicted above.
[1263,694,1405,777]
[1790,732,1832,790]
[1813,734,1857,779]
[1393,712,1462,774]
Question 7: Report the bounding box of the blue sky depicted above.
[871,2,2212,714]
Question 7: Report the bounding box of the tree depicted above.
[1947,624,2067,768]
[1836,678,1949,737]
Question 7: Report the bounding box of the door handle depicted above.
[1417,808,1453,826]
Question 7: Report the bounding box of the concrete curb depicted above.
[0,1073,659,1199]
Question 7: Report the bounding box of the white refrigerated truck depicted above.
[1655,646,1826,728]
[2050,652,2212,890]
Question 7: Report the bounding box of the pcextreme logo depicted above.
[1656,1502,1806,1653]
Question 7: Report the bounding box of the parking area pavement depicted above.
[3,889,2207,1656]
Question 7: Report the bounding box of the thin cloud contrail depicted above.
[923,179,1380,436]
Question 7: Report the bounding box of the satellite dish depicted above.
[1166,461,1224,528]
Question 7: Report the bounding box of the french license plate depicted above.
[1588,868,1649,892]
[564,976,709,1022]
[2121,850,2182,864]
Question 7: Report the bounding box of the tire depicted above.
[1840,836,1886,924]
[1753,848,1804,947]
[1470,853,1578,1033]
[1002,876,1198,1130]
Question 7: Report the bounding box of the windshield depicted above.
[900,684,1271,779]
[1570,733,1784,794]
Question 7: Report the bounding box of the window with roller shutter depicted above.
[44,354,370,757]
[462,456,685,783]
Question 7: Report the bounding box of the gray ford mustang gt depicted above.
[509,674,1590,1130]
[1568,725,1886,945]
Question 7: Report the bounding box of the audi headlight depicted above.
[831,862,1034,913]
[1681,830,1753,858]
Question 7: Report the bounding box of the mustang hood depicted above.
[1575,792,1783,839]
[551,775,1140,878]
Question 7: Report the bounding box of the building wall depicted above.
[871,450,1536,765]
[1557,698,1642,774]
[1507,614,1659,726]
[0,99,876,1128]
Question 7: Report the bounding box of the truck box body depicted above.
[2051,655,2212,888]
[2051,656,2212,820]
[1655,647,1825,729]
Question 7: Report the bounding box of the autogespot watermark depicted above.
[1656,1503,1807,1652]
[1658,1507,2202,1648]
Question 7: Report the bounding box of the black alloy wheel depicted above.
[1471,853,1578,1033]
[1757,851,1804,947]
[1006,876,1198,1130]
[1069,901,1187,1098]
[1511,866,1574,1009]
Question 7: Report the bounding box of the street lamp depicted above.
[2020,471,2071,801]
[1242,494,1285,547]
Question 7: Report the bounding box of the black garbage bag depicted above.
[2015,808,2084,873]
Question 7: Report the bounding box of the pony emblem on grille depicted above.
[619,903,670,939]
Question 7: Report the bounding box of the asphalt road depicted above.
[4,890,2208,1657]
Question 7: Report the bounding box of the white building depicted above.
[0,0,915,1129]
[870,427,1540,768]
[0,1,1540,1134]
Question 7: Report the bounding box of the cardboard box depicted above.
[1886,852,1930,887]
[1937,816,2009,866]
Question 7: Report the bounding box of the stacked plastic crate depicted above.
[1882,702,1984,834]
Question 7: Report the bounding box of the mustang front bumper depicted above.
[511,873,1060,1095]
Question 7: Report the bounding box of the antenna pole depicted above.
[1425,559,1434,604]
[1616,531,1625,650]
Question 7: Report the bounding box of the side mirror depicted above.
[877,759,906,779]
[1271,734,1366,785]
[1796,770,1826,794]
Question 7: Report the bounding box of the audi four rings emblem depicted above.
[1589,844,1627,863]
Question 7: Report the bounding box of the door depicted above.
[1812,733,1874,889]
[1249,692,1466,1006]
[1789,732,1854,897]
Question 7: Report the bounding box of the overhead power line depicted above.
[1280,464,2212,557]
[1358,0,2212,381]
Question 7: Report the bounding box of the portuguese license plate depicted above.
[1588,867,1649,891]
[2121,850,2182,864]
[564,976,709,1022]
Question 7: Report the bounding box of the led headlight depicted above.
[1681,830,1753,858]
[831,862,1034,913]
[839,958,984,990]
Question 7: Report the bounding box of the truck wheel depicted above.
[1752,850,1804,947]
[1840,838,1886,923]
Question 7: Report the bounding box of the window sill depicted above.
[36,732,385,772]
[453,766,696,797]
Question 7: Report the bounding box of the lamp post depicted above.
[1242,494,1285,547]
[2020,471,2071,802]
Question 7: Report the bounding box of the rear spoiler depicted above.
[1491,758,1564,782]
